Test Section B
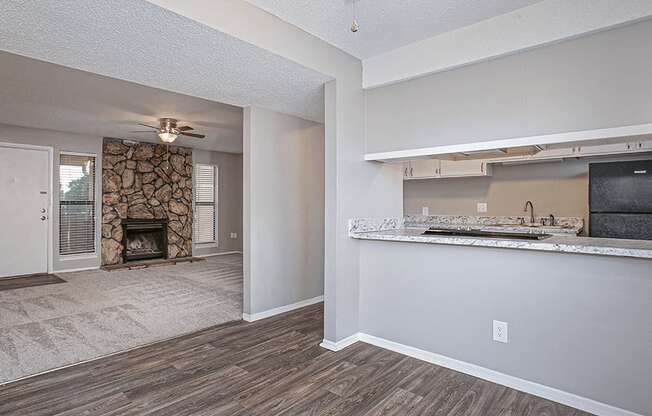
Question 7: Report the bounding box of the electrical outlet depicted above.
[230,232,238,239]
[493,320,508,343]
[422,206,429,216]
[477,202,488,213]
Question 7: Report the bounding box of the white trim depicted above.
[194,251,243,258]
[59,253,99,261]
[59,150,97,158]
[195,242,219,248]
[319,333,360,352]
[242,295,323,322]
[54,266,100,274]
[0,141,54,275]
[364,123,652,163]
[352,333,643,416]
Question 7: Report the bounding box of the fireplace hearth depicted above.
[122,219,168,262]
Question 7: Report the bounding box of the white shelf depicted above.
[365,123,652,163]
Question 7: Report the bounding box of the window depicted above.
[194,164,218,244]
[59,153,96,255]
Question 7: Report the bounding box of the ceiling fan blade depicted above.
[130,130,156,133]
[180,132,206,138]
[138,123,159,130]
[178,126,194,131]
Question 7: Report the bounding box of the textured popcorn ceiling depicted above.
[0,0,331,123]
[245,0,543,59]
[0,52,244,153]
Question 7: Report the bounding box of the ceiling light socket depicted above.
[351,19,359,33]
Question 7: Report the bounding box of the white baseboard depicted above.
[242,295,323,322]
[319,333,360,352]
[194,251,243,258]
[54,266,100,274]
[336,333,641,416]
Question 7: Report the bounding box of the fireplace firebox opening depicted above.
[122,219,168,262]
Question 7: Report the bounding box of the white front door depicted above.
[0,144,50,278]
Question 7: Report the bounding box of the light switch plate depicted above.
[477,203,488,213]
[230,232,238,239]
[422,206,429,216]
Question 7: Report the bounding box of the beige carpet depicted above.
[0,254,242,384]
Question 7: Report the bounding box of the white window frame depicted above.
[59,151,98,257]
[193,164,219,246]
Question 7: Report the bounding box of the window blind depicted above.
[194,164,217,244]
[59,154,96,255]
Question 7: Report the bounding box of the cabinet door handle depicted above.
[410,168,413,176]
[404,167,408,176]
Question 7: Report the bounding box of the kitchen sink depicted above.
[492,223,541,228]
[423,228,552,240]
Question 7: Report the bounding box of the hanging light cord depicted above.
[351,0,359,33]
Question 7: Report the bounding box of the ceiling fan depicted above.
[133,118,206,143]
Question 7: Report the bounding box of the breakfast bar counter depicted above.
[350,216,652,260]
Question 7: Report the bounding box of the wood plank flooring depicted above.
[0,304,592,416]
[0,273,65,292]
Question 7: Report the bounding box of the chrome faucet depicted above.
[524,200,535,224]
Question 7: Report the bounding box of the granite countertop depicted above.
[402,215,584,236]
[349,217,652,260]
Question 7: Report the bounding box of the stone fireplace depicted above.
[101,138,193,265]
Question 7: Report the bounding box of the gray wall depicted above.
[243,106,325,315]
[365,19,652,153]
[0,123,103,272]
[192,149,243,256]
[404,154,652,232]
[0,124,244,270]
[404,160,587,220]
[359,240,652,415]
[323,79,404,343]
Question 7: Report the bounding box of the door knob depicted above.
[40,216,47,221]
[40,208,46,213]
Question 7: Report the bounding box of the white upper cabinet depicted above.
[439,159,491,178]
[400,137,652,180]
[527,140,652,161]
[573,142,635,156]
[403,159,491,180]
[634,140,652,151]
[403,160,438,179]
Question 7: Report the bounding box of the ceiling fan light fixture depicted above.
[137,118,205,142]
[158,131,178,143]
